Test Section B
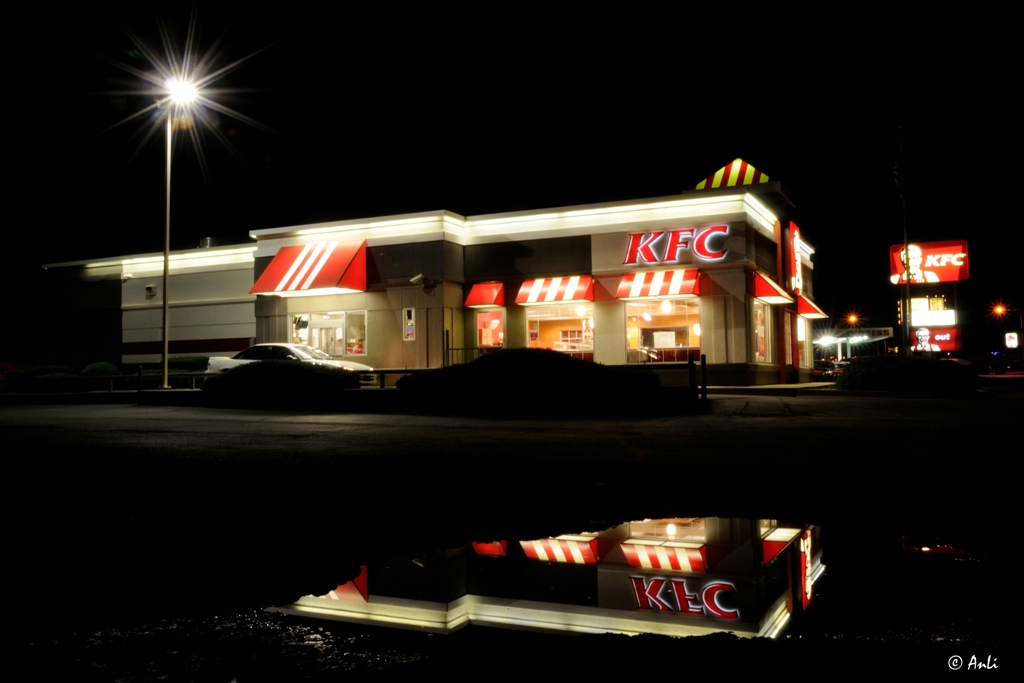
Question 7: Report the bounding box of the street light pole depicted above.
[160,79,197,390]
[161,111,172,389]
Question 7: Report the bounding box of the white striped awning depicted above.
[616,270,700,300]
[621,540,706,573]
[520,535,599,564]
[797,294,828,319]
[318,565,368,602]
[752,272,793,305]
[515,276,594,305]
[250,240,366,297]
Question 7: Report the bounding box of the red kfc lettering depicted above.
[663,229,695,262]
[670,579,703,615]
[692,225,729,260]
[623,232,664,265]
[629,577,673,611]
[701,583,739,619]
[631,577,741,619]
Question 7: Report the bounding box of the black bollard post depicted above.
[688,356,697,402]
[700,354,708,402]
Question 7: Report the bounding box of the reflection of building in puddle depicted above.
[272,517,824,640]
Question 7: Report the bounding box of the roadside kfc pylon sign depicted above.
[890,241,969,284]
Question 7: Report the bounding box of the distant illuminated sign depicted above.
[890,241,969,283]
[629,576,739,619]
[910,297,955,327]
[1007,332,1020,349]
[910,309,956,326]
[911,326,961,352]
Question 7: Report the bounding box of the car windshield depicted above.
[291,345,334,360]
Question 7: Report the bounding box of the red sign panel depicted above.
[788,222,802,295]
[889,241,969,283]
[911,326,961,352]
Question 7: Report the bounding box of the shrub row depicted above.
[397,348,661,416]
[6,357,210,392]
[834,355,978,392]
[201,360,362,408]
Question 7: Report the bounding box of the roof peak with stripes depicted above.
[692,159,770,191]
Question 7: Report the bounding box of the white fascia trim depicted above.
[44,246,257,271]
[121,297,256,311]
[250,193,778,253]
[275,593,761,638]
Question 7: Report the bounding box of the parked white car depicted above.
[207,343,375,385]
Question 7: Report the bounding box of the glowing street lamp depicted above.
[160,77,199,389]
[95,17,266,389]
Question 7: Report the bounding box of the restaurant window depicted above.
[476,309,504,348]
[753,301,771,363]
[526,303,594,361]
[292,312,367,356]
[629,517,705,542]
[626,298,700,364]
[797,317,809,367]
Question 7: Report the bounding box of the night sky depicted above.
[7,6,1020,359]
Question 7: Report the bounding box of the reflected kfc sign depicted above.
[630,576,739,619]
[911,326,961,352]
[624,226,730,265]
[890,241,969,283]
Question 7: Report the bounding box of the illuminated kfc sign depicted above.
[788,222,803,295]
[890,241,969,284]
[629,576,739,619]
[911,326,961,352]
[623,226,730,265]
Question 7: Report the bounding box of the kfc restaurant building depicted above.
[43,159,826,384]
[273,518,824,639]
[248,159,826,385]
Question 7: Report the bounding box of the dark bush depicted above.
[7,365,78,392]
[82,362,120,376]
[202,361,361,408]
[168,356,211,372]
[397,348,660,415]
[22,373,81,393]
[835,355,978,392]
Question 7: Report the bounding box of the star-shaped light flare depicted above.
[96,10,273,174]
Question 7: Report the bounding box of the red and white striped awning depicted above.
[797,294,828,319]
[465,282,505,308]
[319,565,368,603]
[520,535,599,564]
[621,541,706,573]
[762,527,800,565]
[515,276,594,305]
[251,240,366,297]
[752,272,793,305]
[616,270,700,299]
